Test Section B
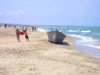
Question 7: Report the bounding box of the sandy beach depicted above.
[0,27,100,75]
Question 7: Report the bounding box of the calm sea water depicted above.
[37,25,100,57]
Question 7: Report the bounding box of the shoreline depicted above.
[0,27,100,75]
[74,43,100,57]
[71,36,100,57]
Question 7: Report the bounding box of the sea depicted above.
[36,25,100,57]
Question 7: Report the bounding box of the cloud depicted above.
[7,11,19,16]
[0,10,48,18]
[6,10,25,16]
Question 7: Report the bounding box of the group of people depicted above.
[16,27,29,42]
[2,24,37,42]
[32,26,36,31]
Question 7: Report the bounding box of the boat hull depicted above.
[47,31,66,44]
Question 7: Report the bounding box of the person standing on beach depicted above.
[4,24,7,28]
[32,26,34,31]
[24,30,29,42]
[16,29,20,42]
[22,27,25,32]
[34,26,36,31]
[25,26,28,32]
[14,26,17,29]
[32,26,37,31]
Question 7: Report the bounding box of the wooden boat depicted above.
[47,30,66,44]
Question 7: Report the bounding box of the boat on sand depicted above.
[47,30,66,44]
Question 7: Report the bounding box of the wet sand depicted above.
[0,27,100,75]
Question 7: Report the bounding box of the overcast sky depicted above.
[0,0,100,26]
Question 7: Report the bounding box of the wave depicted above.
[69,34,100,49]
[68,30,91,33]
[37,28,47,32]
[83,44,100,49]
[81,30,91,33]
[70,34,98,44]
[68,30,80,32]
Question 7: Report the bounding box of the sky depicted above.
[0,0,100,26]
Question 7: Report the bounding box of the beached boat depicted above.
[47,30,66,43]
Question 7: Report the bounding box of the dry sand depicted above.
[0,27,100,75]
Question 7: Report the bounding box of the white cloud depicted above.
[6,10,25,16]
[7,11,18,16]
[0,10,47,17]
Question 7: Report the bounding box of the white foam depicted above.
[37,28,47,32]
[69,34,100,49]
[70,34,98,44]
[81,30,91,33]
[83,44,100,49]
[68,30,79,32]
[68,30,91,33]
[69,30,79,32]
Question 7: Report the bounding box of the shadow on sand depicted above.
[49,41,70,46]
[60,42,70,46]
